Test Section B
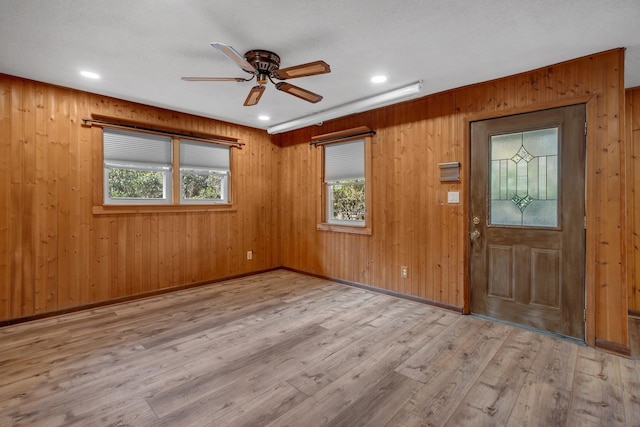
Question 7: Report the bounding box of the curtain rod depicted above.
[310,130,376,146]
[82,118,244,148]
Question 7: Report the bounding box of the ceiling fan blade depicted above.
[244,85,266,106]
[181,77,248,82]
[272,60,331,80]
[275,82,323,103]
[211,42,256,74]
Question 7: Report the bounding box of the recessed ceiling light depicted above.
[258,115,270,121]
[371,75,387,83]
[80,70,100,79]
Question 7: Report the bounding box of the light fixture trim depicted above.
[267,81,423,134]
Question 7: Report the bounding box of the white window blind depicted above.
[180,139,230,171]
[103,128,172,170]
[324,139,365,182]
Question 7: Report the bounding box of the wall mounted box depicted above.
[439,162,461,182]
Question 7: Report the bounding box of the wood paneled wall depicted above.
[276,49,628,347]
[0,50,631,349]
[0,74,280,322]
[627,86,640,313]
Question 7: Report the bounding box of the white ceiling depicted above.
[1,0,639,131]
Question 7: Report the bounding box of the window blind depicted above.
[324,139,365,182]
[103,128,172,169]
[180,139,230,172]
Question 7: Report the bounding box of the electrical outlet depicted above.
[401,266,408,278]
[247,251,253,260]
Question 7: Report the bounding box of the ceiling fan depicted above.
[182,42,331,106]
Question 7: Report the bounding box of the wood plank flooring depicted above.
[0,270,638,426]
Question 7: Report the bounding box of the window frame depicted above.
[316,131,372,235]
[104,165,173,205]
[179,169,229,204]
[325,179,366,226]
[179,138,231,205]
[94,124,237,214]
[102,128,174,205]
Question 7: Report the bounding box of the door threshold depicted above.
[471,313,586,346]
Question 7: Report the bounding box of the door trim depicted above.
[463,95,596,346]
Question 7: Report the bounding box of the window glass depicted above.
[489,128,558,227]
[327,180,365,223]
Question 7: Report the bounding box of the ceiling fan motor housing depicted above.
[245,50,280,73]
[245,50,281,85]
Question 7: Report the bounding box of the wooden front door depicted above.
[470,105,586,340]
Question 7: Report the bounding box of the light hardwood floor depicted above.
[1,270,638,426]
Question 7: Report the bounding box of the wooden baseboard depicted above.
[595,338,632,358]
[283,267,463,314]
[1,266,463,328]
[0,267,280,328]
[628,310,640,319]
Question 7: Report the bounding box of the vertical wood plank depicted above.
[0,78,13,320]
[626,88,640,312]
[67,89,84,310]
[11,80,25,317]
[21,81,36,317]
[45,86,60,310]
[56,88,72,312]
[33,84,49,313]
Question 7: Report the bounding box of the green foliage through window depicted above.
[329,180,365,221]
[108,168,164,199]
[182,173,224,200]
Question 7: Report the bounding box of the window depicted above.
[102,128,231,206]
[323,139,367,227]
[489,128,558,227]
[180,139,230,204]
[314,126,373,234]
[103,128,172,204]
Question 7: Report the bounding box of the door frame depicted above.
[463,95,596,346]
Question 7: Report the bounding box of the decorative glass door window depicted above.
[489,128,558,227]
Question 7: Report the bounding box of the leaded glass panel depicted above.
[489,128,558,227]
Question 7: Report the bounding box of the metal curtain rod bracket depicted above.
[82,118,244,148]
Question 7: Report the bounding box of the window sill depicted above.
[93,204,237,215]
[317,223,372,235]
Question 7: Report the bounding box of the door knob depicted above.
[470,230,480,240]
[473,216,481,225]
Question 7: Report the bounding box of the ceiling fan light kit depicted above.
[183,42,330,107]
